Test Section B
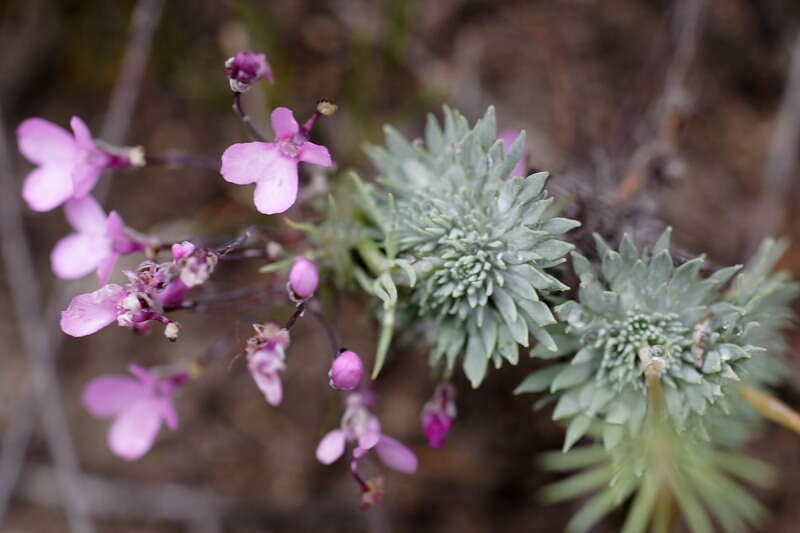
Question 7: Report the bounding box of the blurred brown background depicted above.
[2,0,800,531]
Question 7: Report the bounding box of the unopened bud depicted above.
[289,257,319,300]
[329,350,364,390]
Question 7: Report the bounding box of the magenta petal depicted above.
[270,107,299,138]
[22,165,75,212]
[65,195,106,232]
[60,284,126,337]
[108,400,163,460]
[70,116,94,149]
[220,142,278,185]
[50,233,107,280]
[17,118,78,165]
[82,376,144,418]
[375,435,418,473]
[299,142,332,167]
[253,157,298,214]
[316,429,346,464]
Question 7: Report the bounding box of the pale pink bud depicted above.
[289,257,318,299]
[329,350,364,391]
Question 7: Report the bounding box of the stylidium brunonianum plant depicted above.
[20,41,800,530]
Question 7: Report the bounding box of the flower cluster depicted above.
[60,243,216,340]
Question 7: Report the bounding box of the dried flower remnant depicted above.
[224,51,273,92]
[220,106,333,214]
[289,256,319,300]
[421,382,457,448]
[51,195,148,284]
[329,350,364,391]
[17,116,137,211]
[246,323,290,406]
[82,365,187,460]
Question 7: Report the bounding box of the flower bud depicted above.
[224,51,273,92]
[289,257,318,299]
[421,383,457,448]
[329,350,364,390]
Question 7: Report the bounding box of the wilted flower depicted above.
[51,195,146,284]
[289,256,319,299]
[82,365,186,460]
[421,382,456,448]
[224,51,273,92]
[329,350,364,390]
[497,129,528,179]
[17,116,133,211]
[246,323,290,406]
[316,392,417,474]
[220,107,332,214]
[173,243,218,288]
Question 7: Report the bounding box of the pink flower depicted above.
[220,107,332,214]
[50,195,145,284]
[170,241,195,260]
[60,284,129,337]
[17,116,128,211]
[82,365,185,460]
[224,51,274,92]
[498,129,528,179]
[329,350,364,391]
[316,392,417,474]
[421,383,457,448]
[246,323,290,406]
[289,257,319,299]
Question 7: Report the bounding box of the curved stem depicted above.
[232,92,267,141]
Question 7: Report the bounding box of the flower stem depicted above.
[232,92,267,142]
[739,384,800,435]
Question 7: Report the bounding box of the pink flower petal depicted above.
[299,141,332,167]
[64,195,106,233]
[70,116,94,149]
[105,211,141,255]
[316,429,346,464]
[108,399,163,460]
[375,435,418,473]
[50,232,108,280]
[357,415,381,450]
[71,162,103,198]
[253,156,298,214]
[16,118,78,165]
[220,142,279,185]
[159,400,180,431]
[21,165,74,212]
[82,376,144,418]
[96,254,119,285]
[270,107,299,138]
[60,284,126,337]
[252,371,283,406]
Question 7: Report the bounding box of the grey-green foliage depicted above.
[517,230,793,451]
[540,423,776,533]
[358,106,579,386]
[517,232,797,532]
